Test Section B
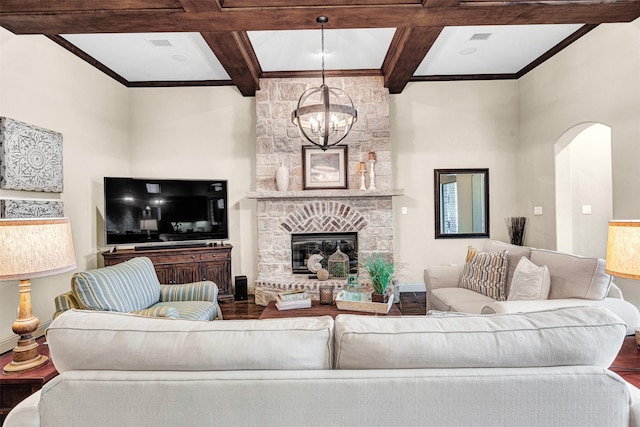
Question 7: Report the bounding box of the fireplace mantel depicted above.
[247,189,404,200]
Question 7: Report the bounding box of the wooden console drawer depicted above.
[102,245,233,302]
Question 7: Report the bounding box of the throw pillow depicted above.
[465,245,478,262]
[458,248,508,301]
[507,256,551,301]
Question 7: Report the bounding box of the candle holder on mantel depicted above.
[368,151,377,190]
[358,161,367,190]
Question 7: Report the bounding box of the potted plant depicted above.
[363,254,395,303]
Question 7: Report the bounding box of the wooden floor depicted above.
[220,291,427,320]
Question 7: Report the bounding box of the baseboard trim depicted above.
[0,320,51,355]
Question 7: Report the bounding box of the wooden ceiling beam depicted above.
[0,0,183,13]
[201,31,261,96]
[178,0,222,13]
[2,4,640,35]
[424,0,461,7]
[382,26,443,93]
[220,0,423,6]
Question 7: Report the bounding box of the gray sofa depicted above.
[424,240,640,334]
[5,306,640,427]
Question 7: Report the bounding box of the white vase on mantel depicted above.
[276,161,289,191]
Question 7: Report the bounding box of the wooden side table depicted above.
[0,338,58,426]
[610,336,640,388]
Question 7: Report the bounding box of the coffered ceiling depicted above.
[1,1,639,96]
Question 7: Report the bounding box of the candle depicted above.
[319,285,334,305]
[368,151,376,161]
[358,161,366,172]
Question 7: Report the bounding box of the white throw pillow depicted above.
[507,256,550,301]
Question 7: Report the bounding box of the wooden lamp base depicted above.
[3,336,49,374]
[4,279,48,374]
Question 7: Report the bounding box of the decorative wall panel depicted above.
[0,199,64,218]
[0,117,63,192]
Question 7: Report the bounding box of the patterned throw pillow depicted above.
[458,247,508,301]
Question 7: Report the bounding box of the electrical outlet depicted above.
[582,205,592,215]
[534,206,543,216]
[401,207,408,215]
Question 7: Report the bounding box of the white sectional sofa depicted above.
[5,307,640,427]
[424,240,640,334]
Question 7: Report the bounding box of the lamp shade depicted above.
[140,219,158,231]
[605,220,640,280]
[0,217,76,281]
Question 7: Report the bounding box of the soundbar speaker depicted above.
[235,275,248,301]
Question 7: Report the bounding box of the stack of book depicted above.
[276,290,312,311]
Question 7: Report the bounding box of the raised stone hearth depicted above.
[251,76,400,305]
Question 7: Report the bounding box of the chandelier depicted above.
[291,16,358,151]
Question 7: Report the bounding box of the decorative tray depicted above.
[335,291,394,314]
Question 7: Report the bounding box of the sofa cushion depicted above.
[152,301,217,320]
[459,248,508,301]
[430,287,496,314]
[482,298,640,335]
[530,249,612,300]
[47,310,334,372]
[483,240,532,294]
[507,257,550,301]
[334,306,626,370]
[71,257,161,312]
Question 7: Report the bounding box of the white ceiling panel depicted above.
[248,28,396,72]
[61,33,231,81]
[415,24,583,76]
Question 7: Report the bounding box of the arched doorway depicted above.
[554,123,612,257]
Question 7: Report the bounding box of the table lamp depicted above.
[605,220,640,347]
[140,218,158,239]
[606,220,640,280]
[0,217,76,374]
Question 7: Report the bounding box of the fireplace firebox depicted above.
[291,232,357,275]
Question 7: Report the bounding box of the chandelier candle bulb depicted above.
[368,151,376,161]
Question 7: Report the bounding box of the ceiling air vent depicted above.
[469,33,492,41]
[147,39,173,48]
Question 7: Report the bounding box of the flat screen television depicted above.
[104,177,228,247]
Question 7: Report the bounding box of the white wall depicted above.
[391,80,519,283]
[518,19,640,306]
[126,87,257,287]
[555,124,612,257]
[0,28,130,352]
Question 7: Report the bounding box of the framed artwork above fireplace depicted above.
[302,146,348,190]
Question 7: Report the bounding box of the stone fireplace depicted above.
[249,76,402,305]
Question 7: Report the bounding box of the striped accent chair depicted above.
[54,257,222,320]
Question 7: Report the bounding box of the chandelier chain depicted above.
[321,19,326,86]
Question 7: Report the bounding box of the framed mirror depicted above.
[434,168,489,239]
